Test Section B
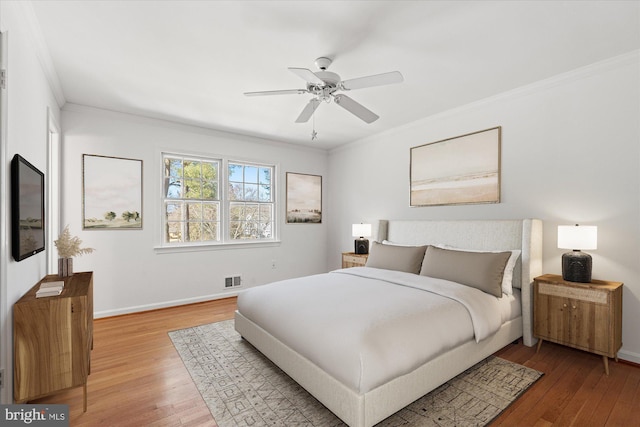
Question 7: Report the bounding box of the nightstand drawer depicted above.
[342,252,368,268]
[538,282,608,304]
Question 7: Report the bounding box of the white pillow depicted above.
[435,245,521,295]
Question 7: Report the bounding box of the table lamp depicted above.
[558,224,597,283]
[352,223,372,254]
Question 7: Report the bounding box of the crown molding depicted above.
[14,1,66,107]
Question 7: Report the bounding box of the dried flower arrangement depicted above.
[54,225,95,258]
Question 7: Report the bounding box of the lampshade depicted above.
[558,225,597,250]
[352,223,372,238]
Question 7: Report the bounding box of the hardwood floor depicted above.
[33,297,639,426]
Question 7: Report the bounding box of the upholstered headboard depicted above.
[377,219,543,346]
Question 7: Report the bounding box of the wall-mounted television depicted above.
[11,154,45,261]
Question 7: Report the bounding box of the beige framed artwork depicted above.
[286,172,322,223]
[83,154,143,229]
[410,127,501,206]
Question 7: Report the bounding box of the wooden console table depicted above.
[14,272,94,411]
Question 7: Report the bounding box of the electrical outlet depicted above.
[271,260,276,269]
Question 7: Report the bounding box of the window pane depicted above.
[229,221,243,239]
[183,160,200,178]
[202,203,218,220]
[260,205,272,221]
[165,202,183,221]
[259,167,271,185]
[203,181,218,200]
[186,203,202,220]
[259,221,273,238]
[202,222,218,241]
[165,177,182,198]
[202,161,218,180]
[244,184,258,201]
[166,222,182,242]
[229,203,244,221]
[229,182,243,201]
[229,163,243,182]
[245,166,258,183]
[245,204,259,220]
[186,222,202,241]
[184,179,201,198]
[259,184,271,202]
[165,158,182,177]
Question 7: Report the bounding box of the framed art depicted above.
[11,154,46,261]
[410,126,501,206]
[286,172,322,223]
[83,154,143,229]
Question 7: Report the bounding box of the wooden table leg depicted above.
[536,338,543,353]
[602,356,609,376]
[83,382,87,412]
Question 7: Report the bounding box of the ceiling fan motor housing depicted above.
[314,57,332,70]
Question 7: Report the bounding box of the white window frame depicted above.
[159,152,278,251]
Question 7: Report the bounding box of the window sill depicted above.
[154,240,281,254]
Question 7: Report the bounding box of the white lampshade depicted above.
[558,225,597,250]
[352,223,372,238]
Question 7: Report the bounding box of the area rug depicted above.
[169,320,542,427]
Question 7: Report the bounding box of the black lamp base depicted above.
[562,250,592,283]
[355,238,369,254]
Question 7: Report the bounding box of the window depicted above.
[228,162,274,240]
[162,153,275,246]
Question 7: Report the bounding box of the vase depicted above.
[58,258,73,277]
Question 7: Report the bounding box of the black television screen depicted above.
[11,154,45,261]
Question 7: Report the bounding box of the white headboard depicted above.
[377,219,543,346]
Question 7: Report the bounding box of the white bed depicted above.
[235,219,543,427]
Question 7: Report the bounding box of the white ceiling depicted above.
[28,0,640,149]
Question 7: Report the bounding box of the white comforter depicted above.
[236,267,503,394]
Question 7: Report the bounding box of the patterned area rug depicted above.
[169,320,542,427]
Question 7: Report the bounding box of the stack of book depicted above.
[36,280,65,298]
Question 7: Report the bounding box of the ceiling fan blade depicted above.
[289,67,325,85]
[341,71,404,90]
[244,89,307,96]
[295,99,321,123]
[333,94,379,123]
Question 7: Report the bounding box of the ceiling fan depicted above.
[244,57,403,124]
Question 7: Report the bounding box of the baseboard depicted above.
[94,291,239,319]
[618,349,640,366]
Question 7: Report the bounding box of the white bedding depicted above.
[236,266,518,394]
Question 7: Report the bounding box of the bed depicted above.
[235,219,543,427]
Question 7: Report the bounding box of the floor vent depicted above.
[225,276,242,288]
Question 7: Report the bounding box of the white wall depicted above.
[0,2,62,404]
[327,52,640,364]
[61,104,329,317]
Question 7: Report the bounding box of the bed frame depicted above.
[235,219,543,427]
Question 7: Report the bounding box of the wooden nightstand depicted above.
[342,252,368,268]
[533,274,623,375]
[14,272,94,410]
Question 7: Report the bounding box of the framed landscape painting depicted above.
[286,172,322,224]
[410,127,501,206]
[83,154,143,229]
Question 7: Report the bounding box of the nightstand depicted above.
[533,274,623,375]
[342,252,368,268]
